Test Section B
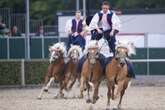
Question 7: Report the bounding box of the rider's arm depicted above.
[111,13,121,35]
[89,13,100,31]
[65,19,72,35]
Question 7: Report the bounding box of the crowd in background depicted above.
[0,16,45,38]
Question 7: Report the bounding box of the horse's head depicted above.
[85,40,99,64]
[68,45,82,63]
[49,42,66,63]
[115,42,129,66]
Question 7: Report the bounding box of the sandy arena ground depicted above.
[0,76,165,110]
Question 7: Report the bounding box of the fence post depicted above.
[41,37,45,58]
[145,33,150,75]
[7,37,10,59]
[21,59,25,86]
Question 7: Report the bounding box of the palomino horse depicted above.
[38,42,67,99]
[59,45,82,96]
[79,40,104,104]
[105,42,136,110]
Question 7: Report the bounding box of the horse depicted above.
[105,42,136,110]
[37,42,67,99]
[59,45,82,97]
[79,40,104,104]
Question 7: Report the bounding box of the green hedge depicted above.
[0,60,165,85]
[0,61,21,85]
[25,61,49,84]
[0,60,49,85]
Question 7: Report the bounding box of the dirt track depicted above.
[0,83,165,110]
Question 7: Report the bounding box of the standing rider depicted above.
[66,10,86,50]
[88,1,135,78]
[89,1,121,56]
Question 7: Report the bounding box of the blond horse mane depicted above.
[48,42,67,63]
[116,41,136,57]
[67,45,83,58]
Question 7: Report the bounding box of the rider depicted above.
[89,1,120,56]
[65,10,86,50]
[88,1,135,78]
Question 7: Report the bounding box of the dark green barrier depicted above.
[9,38,25,58]
[131,48,147,59]
[44,38,58,58]
[0,61,21,85]
[149,48,165,59]
[133,62,147,75]
[30,38,42,58]
[0,38,7,59]
[25,60,49,84]
[60,37,68,43]
[150,62,165,75]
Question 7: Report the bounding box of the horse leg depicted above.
[79,76,85,98]
[114,80,124,100]
[106,81,112,110]
[44,77,55,91]
[58,81,65,98]
[37,77,54,99]
[111,81,116,100]
[63,73,70,91]
[114,80,125,109]
[68,74,77,90]
[86,81,92,103]
[92,81,100,104]
[118,80,129,109]
[118,89,125,109]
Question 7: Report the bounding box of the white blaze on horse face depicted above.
[127,42,136,56]
[49,51,55,63]
[88,49,98,64]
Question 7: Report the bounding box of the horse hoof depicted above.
[92,100,96,104]
[106,105,111,110]
[78,94,83,99]
[86,99,92,103]
[37,96,42,100]
[44,89,48,92]
[92,96,99,104]
[65,88,71,92]
[117,105,121,110]
[60,93,64,98]
[96,96,99,100]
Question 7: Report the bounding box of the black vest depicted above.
[71,19,83,33]
[85,11,113,26]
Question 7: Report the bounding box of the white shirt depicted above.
[65,19,72,35]
[65,19,81,35]
[98,38,113,57]
[89,10,121,31]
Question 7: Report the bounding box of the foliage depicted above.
[25,61,49,84]
[0,60,49,85]
[0,61,21,85]
[0,0,165,24]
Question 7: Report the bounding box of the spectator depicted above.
[0,16,9,37]
[11,26,21,37]
[36,26,45,37]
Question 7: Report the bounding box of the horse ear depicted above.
[49,46,52,52]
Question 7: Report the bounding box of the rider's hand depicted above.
[97,28,103,34]
[110,30,114,37]
[80,31,86,37]
[73,32,79,37]
[110,29,119,37]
